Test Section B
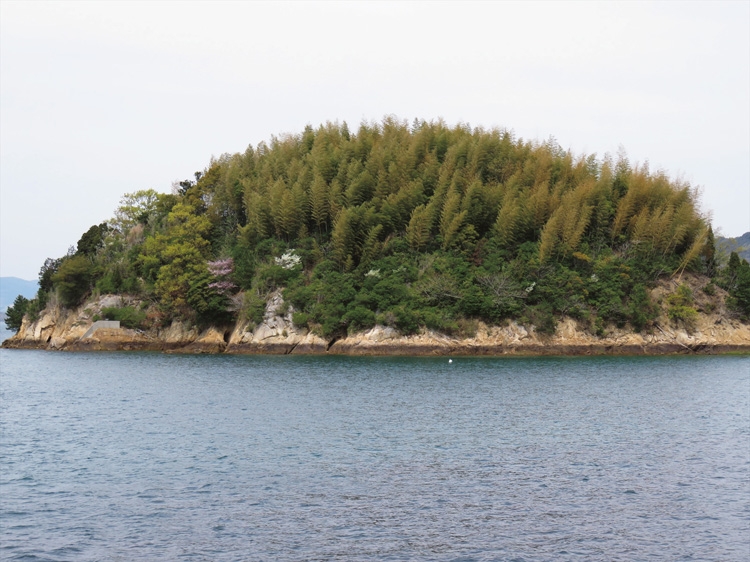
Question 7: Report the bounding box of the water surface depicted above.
[1,351,748,560]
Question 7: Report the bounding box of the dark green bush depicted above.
[185,272,233,326]
[292,311,309,328]
[342,306,376,333]
[627,285,657,332]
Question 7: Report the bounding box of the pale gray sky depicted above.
[1,0,748,279]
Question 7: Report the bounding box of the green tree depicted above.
[112,189,161,232]
[52,255,95,308]
[39,257,62,294]
[702,225,717,277]
[725,253,750,320]
[186,270,233,326]
[406,204,432,251]
[310,173,330,234]
[4,294,29,332]
[138,202,212,312]
[76,223,109,257]
[331,207,358,267]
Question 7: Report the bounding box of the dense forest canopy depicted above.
[7,118,750,335]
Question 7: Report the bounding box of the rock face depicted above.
[328,317,750,356]
[225,290,327,354]
[3,278,750,355]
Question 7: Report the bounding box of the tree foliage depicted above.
[4,295,29,332]
[52,255,94,308]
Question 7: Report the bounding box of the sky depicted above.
[1,0,748,280]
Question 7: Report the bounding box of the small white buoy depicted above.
[448,359,453,364]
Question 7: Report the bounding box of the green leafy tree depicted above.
[52,255,95,308]
[138,202,212,312]
[186,271,233,326]
[39,257,62,294]
[112,189,161,232]
[76,223,109,257]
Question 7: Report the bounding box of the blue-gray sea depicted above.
[1,349,748,561]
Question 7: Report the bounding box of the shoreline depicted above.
[4,333,749,357]
[5,289,750,357]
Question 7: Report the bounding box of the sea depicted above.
[1,346,748,561]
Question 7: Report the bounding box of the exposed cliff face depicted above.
[3,277,749,355]
[328,316,750,356]
[2,291,329,354]
[225,290,327,354]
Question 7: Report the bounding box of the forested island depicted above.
[4,119,750,354]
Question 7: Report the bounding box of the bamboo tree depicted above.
[407,204,431,251]
[310,173,330,235]
[494,189,523,249]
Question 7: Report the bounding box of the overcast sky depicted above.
[1,0,748,279]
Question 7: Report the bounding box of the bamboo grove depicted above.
[12,118,749,337]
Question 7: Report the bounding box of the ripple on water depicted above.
[0,351,748,561]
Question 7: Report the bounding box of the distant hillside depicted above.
[717,232,750,262]
[0,277,38,312]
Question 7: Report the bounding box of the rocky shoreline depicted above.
[3,289,749,356]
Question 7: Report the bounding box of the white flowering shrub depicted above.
[275,250,301,270]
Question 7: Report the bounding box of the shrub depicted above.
[421,308,459,334]
[702,283,716,296]
[255,263,298,292]
[342,306,376,333]
[391,305,420,335]
[292,311,309,328]
[667,284,698,331]
[24,296,45,322]
[243,291,266,327]
[100,306,147,329]
[529,306,557,336]
[627,285,658,332]
[456,318,479,338]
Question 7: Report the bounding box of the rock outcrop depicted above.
[3,277,749,355]
[225,290,327,354]
[327,316,750,356]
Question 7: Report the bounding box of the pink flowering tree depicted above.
[199,257,243,315]
[207,258,237,295]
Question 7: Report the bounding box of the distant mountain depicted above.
[0,277,39,312]
[717,232,750,262]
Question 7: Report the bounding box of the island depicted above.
[4,119,750,355]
